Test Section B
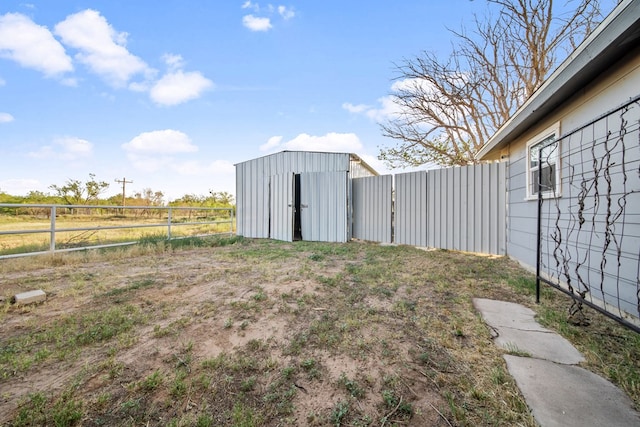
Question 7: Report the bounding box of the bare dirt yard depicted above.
[1,238,638,426]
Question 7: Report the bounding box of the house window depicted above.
[527,125,560,199]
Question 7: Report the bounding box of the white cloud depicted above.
[122,130,232,181]
[278,6,295,20]
[28,136,93,160]
[342,102,370,114]
[261,132,363,153]
[55,136,92,159]
[123,131,203,174]
[242,1,258,11]
[0,13,73,77]
[54,9,150,87]
[364,96,402,122]
[123,129,198,154]
[242,15,272,31]
[0,178,43,195]
[150,70,213,106]
[0,77,5,86]
[241,3,294,31]
[0,112,14,123]
[162,53,185,72]
[344,79,428,122]
[128,81,148,92]
[259,135,283,151]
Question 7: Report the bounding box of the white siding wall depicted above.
[505,53,640,324]
[506,52,640,269]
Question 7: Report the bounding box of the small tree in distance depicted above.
[133,188,165,206]
[49,173,110,205]
[169,191,234,208]
[379,0,607,168]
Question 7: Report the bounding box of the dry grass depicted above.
[0,213,234,256]
[0,238,638,426]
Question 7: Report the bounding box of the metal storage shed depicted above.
[235,151,378,242]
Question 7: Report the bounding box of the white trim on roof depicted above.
[477,0,640,159]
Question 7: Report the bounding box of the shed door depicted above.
[270,173,295,242]
[300,171,348,242]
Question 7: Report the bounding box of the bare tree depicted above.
[379,0,605,168]
[134,188,165,206]
[49,173,110,205]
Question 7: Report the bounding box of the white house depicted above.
[477,0,640,326]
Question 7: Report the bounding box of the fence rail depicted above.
[0,204,234,260]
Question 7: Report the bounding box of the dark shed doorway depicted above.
[294,174,302,240]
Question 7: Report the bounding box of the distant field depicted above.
[0,211,234,256]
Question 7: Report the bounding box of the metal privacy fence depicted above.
[536,96,640,332]
[351,162,507,255]
[351,175,393,244]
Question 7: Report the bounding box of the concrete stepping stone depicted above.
[505,355,640,427]
[473,298,584,364]
[474,298,640,427]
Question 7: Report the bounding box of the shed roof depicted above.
[477,0,640,160]
[234,150,379,176]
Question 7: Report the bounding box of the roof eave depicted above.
[477,0,640,160]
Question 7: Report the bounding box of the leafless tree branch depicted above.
[379,0,604,168]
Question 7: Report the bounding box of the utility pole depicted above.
[115,177,133,207]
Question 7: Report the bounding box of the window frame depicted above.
[525,123,561,200]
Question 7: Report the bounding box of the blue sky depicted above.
[0,1,613,201]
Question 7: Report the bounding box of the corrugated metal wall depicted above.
[236,151,373,242]
[393,163,506,254]
[236,152,506,256]
[427,163,506,254]
[300,172,349,242]
[349,158,376,178]
[395,171,428,246]
[352,175,393,243]
[269,173,293,241]
[236,162,269,238]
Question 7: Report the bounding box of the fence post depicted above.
[231,207,234,234]
[167,207,172,240]
[536,146,543,304]
[50,205,56,253]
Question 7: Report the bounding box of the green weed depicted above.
[102,278,155,297]
[339,373,365,398]
[1,304,142,378]
[231,402,262,427]
[330,400,349,426]
[504,342,531,357]
[140,370,163,391]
